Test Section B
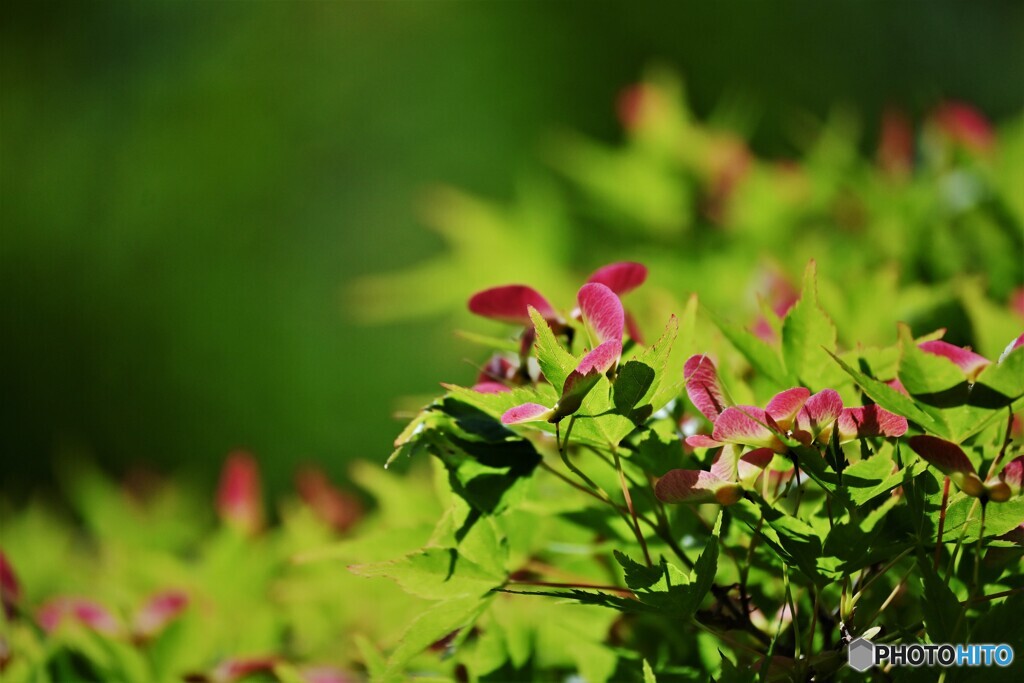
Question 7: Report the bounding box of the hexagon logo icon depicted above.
[848,637,876,672]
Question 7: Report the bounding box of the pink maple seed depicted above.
[836,405,909,443]
[887,377,909,395]
[996,456,1024,500]
[468,285,561,327]
[999,332,1024,364]
[709,445,772,486]
[710,444,743,482]
[577,283,625,346]
[908,435,986,498]
[501,403,555,425]
[471,382,512,394]
[686,434,723,449]
[654,469,742,506]
[624,310,645,345]
[586,262,649,296]
[737,448,776,486]
[918,340,991,382]
[216,451,264,536]
[576,340,622,377]
[712,406,787,453]
[551,366,606,421]
[794,389,843,444]
[134,590,189,639]
[477,354,518,384]
[0,551,20,619]
[684,355,729,423]
[765,387,811,431]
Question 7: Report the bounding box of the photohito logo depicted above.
[848,637,1014,672]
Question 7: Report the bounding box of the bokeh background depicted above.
[3,0,1024,496]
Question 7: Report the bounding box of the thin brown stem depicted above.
[739,516,764,619]
[855,548,913,600]
[863,565,915,628]
[945,498,980,585]
[692,616,766,658]
[935,476,951,570]
[972,502,986,598]
[960,587,1024,605]
[807,586,820,661]
[614,446,653,567]
[650,496,695,569]
[538,461,661,533]
[984,409,1015,480]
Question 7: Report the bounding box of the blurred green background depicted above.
[3,0,1023,494]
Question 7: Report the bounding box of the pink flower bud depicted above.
[295,467,364,534]
[0,551,20,618]
[216,451,264,535]
[215,656,278,683]
[616,84,662,131]
[301,666,359,683]
[37,597,121,635]
[133,589,189,639]
[932,101,994,152]
[877,108,914,176]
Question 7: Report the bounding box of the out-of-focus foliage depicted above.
[5,0,1024,675]
[352,70,1023,358]
[0,455,447,683]
[4,1,1024,491]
